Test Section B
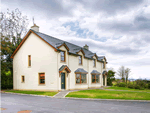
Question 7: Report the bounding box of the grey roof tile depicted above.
[75,68,88,73]
[91,70,101,75]
[31,29,107,62]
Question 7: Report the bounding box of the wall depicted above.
[13,33,58,91]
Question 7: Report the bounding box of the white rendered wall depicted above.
[13,33,58,91]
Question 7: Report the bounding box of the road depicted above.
[1,93,150,113]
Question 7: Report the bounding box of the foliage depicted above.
[117,66,125,82]
[125,68,131,84]
[127,83,135,89]
[148,83,150,89]
[117,82,127,87]
[0,8,29,89]
[117,66,131,83]
[107,70,115,86]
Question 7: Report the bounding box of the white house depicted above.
[11,24,108,91]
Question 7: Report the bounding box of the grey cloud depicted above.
[74,0,144,14]
[68,39,141,55]
[2,0,75,18]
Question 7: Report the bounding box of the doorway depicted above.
[61,73,65,89]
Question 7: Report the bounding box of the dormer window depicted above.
[93,59,96,67]
[61,51,65,62]
[79,56,82,65]
[103,62,105,69]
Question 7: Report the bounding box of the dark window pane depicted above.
[81,74,86,79]
[76,74,80,78]
[96,75,99,79]
[92,79,95,83]
[61,51,65,61]
[92,75,95,79]
[96,79,99,83]
[76,79,80,83]
[81,79,86,83]
[79,56,82,64]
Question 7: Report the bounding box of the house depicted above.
[11,24,108,91]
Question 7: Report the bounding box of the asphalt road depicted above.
[1,93,150,113]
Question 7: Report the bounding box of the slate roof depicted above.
[31,29,106,61]
[75,68,88,74]
[91,70,101,75]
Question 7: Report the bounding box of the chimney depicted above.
[31,24,39,32]
[83,44,89,50]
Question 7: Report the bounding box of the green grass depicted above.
[66,89,150,100]
[4,90,58,96]
[105,86,150,92]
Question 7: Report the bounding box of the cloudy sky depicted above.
[2,0,150,79]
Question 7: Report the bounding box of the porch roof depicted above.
[102,70,108,75]
[59,65,71,73]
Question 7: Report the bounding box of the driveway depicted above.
[1,93,150,113]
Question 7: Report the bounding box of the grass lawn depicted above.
[4,90,58,96]
[105,86,150,92]
[66,89,150,100]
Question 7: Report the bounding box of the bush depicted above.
[117,82,127,87]
[134,84,140,89]
[127,84,135,89]
[148,83,150,89]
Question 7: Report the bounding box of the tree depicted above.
[0,8,29,89]
[107,69,115,86]
[125,68,131,84]
[117,66,125,82]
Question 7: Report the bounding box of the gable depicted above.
[10,30,57,58]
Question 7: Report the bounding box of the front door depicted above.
[61,73,65,89]
[103,75,105,86]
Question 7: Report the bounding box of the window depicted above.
[93,59,96,67]
[92,75,99,83]
[103,62,105,69]
[61,51,65,62]
[28,55,31,66]
[21,76,25,83]
[39,73,45,84]
[79,56,82,65]
[76,74,86,84]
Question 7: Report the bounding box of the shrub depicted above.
[127,84,135,89]
[148,83,150,89]
[134,84,140,89]
[117,82,126,87]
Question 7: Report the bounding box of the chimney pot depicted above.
[31,24,39,32]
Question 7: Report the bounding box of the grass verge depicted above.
[66,89,150,100]
[4,90,58,96]
[105,86,150,92]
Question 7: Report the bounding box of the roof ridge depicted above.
[31,29,83,49]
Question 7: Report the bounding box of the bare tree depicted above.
[125,68,131,84]
[0,8,29,45]
[117,66,125,82]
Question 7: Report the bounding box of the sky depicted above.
[1,0,150,80]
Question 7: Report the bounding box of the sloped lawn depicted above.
[4,90,58,96]
[66,89,150,100]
